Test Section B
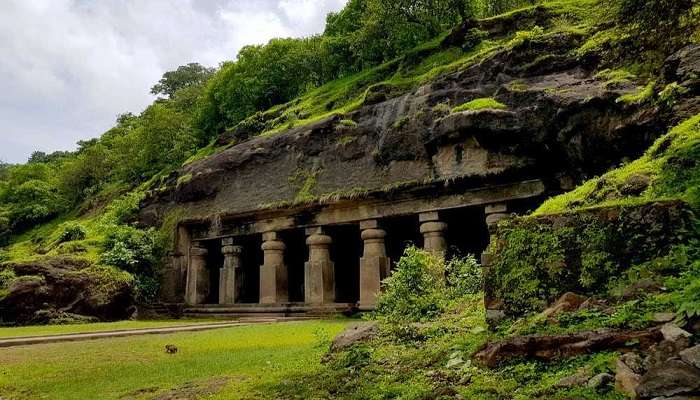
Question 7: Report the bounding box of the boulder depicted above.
[636,359,700,399]
[473,328,662,368]
[0,257,134,324]
[330,322,379,352]
[587,373,614,390]
[555,369,591,388]
[660,324,692,344]
[616,356,642,397]
[540,292,587,319]
[620,352,646,374]
[644,339,692,370]
[679,346,700,370]
[652,313,677,324]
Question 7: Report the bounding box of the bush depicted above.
[57,223,87,244]
[667,249,700,323]
[375,247,482,324]
[375,247,446,324]
[135,275,160,304]
[446,255,483,295]
[101,192,145,226]
[100,226,161,276]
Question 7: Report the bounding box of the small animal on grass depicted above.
[165,344,178,354]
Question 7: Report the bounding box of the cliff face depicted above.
[140,28,696,228]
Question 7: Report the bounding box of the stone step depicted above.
[183,303,357,317]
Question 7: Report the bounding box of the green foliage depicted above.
[432,101,452,115]
[56,223,86,244]
[0,268,16,290]
[616,80,655,105]
[658,82,690,107]
[134,275,160,304]
[289,169,320,203]
[446,254,483,295]
[536,113,700,214]
[666,251,700,323]
[375,247,447,323]
[338,119,358,127]
[615,0,697,49]
[376,247,482,324]
[150,62,214,98]
[100,191,145,226]
[452,97,508,112]
[100,226,161,277]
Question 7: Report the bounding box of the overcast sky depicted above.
[0,0,347,164]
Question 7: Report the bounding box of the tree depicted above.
[150,63,215,98]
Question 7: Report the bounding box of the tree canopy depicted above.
[150,62,215,98]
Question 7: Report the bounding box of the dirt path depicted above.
[0,317,312,348]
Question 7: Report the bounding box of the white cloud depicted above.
[0,0,347,163]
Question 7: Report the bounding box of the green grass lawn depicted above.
[0,319,349,399]
[0,319,231,339]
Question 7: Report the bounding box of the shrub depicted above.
[446,254,482,295]
[100,226,161,276]
[101,191,145,226]
[135,275,160,304]
[57,222,87,244]
[658,82,690,107]
[376,247,481,324]
[375,247,446,323]
[667,250,700,323]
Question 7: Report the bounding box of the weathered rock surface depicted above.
[539,292,587,319]
[555,368,591,388]
[587,372,614,390]
[636,359,700,399]
[0,257,134,324]
[473,328,662,368]
[139,36,700,228]
[330,322,379,352]
[616,356,642,397]
[680,345,700,370]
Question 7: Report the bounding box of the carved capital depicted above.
[420,221,447,235]
[361,228,386,241]
[222,245,243,256]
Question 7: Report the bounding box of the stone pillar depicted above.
[484,203,509,236]
[483,203,508,327]
[359,220,389,310]
[304,227,335,305]
[185,245,208,305]
[419,211,448,255]
[219,238,242,305]
[260,231,288,304]
[159,251,183,303]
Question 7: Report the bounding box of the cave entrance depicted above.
[237,234,262,304]
[442,206,489,260]
[203,240,223,304]
[281,229,307,303]
[384,214,423,270]
[328,224,361,303]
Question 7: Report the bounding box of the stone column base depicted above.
[359,255,388,309]
[304,259,335,304]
